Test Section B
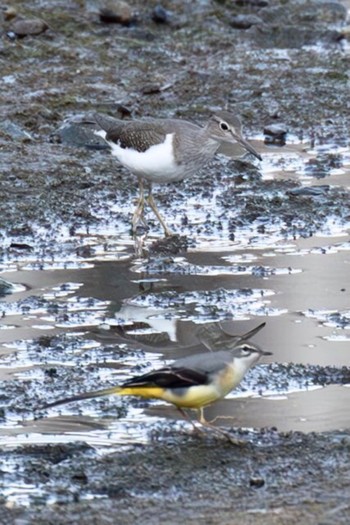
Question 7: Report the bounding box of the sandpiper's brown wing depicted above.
[94,113,168,152]
[116,121,168,152]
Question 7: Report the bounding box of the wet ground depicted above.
[1,0,350,523]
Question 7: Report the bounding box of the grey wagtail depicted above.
[44,323,271,443]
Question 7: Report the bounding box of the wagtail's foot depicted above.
[207,415,236,425]
[198,415,246,446]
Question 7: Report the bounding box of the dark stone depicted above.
[0,120,33,141]
[10,18,48,37]
[99,1,135,25]
[141,83,162,95]
[152,5,171,24]
[56,122,109,150]
[230,14,262,30]
[287,186,330,197]
[251,24,343,49]
[260,1,347,25]
[0,277,14,297]
[263,123,288,138]
[249,477,265,488]
[235,0,269,6]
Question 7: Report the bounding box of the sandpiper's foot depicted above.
[132,200,147,233]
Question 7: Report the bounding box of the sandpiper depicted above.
[94,111,262,237]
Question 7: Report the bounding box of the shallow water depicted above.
[1,139,350,453]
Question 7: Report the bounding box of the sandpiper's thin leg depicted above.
[146,187,173,237]
[132,179,147,232]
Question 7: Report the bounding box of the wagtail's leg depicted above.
[198,409,245,446]
[177,408,204,435]
[180,407,244,445]
[146,187,173,237]
[132,179,148,232]
[199,407,207,424]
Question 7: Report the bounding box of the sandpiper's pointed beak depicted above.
[233,133,262,161]
[261,350,273,356]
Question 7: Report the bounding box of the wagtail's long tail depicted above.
[43,384,166,410]
[43,386,122,410]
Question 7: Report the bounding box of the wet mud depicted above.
[1,0,350,523]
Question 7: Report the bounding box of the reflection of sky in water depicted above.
[0,139,350,511]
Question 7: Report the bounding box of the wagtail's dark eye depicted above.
[220,122,229,131]
[240,344,257,356]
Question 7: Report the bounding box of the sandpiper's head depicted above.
[207,111,262,161]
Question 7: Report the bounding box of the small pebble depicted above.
[249,477,265,488]
[288,186,330,197]
[236,0,269,6]
[263,123,288,138]
[141,83,162,95]
[152,5,171,24]
[10,18,48,37]
[340,25,350,39]
[230,14,262,30]
[3,6,17,21]
[263,123,288,145]
[99,1,134,25]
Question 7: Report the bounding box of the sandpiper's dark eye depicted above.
[220,122,229,131]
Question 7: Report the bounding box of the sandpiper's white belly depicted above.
[96,131,185,183]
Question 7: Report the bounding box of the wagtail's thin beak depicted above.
[261,350,273,356]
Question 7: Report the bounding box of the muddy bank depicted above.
[1,0,350,523]
[2,429,350,525]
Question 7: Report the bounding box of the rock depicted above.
[230,14,262,30]
[141,83,162,95]
[251,24,342,49]
[251,0,346,48]
[249,477,265,488]
[99,1,135,25]
[260,1,347,25]
[264,123,288,146]
[55,121,108,149]
[141,82,173,94]
[152,5,171,24]
[0,277,14,297]
[340,25,350,39]
[3,6,17,21]
[10,18,48,37]
[235,0,268,6]
[288,186,330,197]
[0,120,33,141]
[263,123,288,138]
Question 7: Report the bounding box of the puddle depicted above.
[1,139,350,494]
[2,0,350,517]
